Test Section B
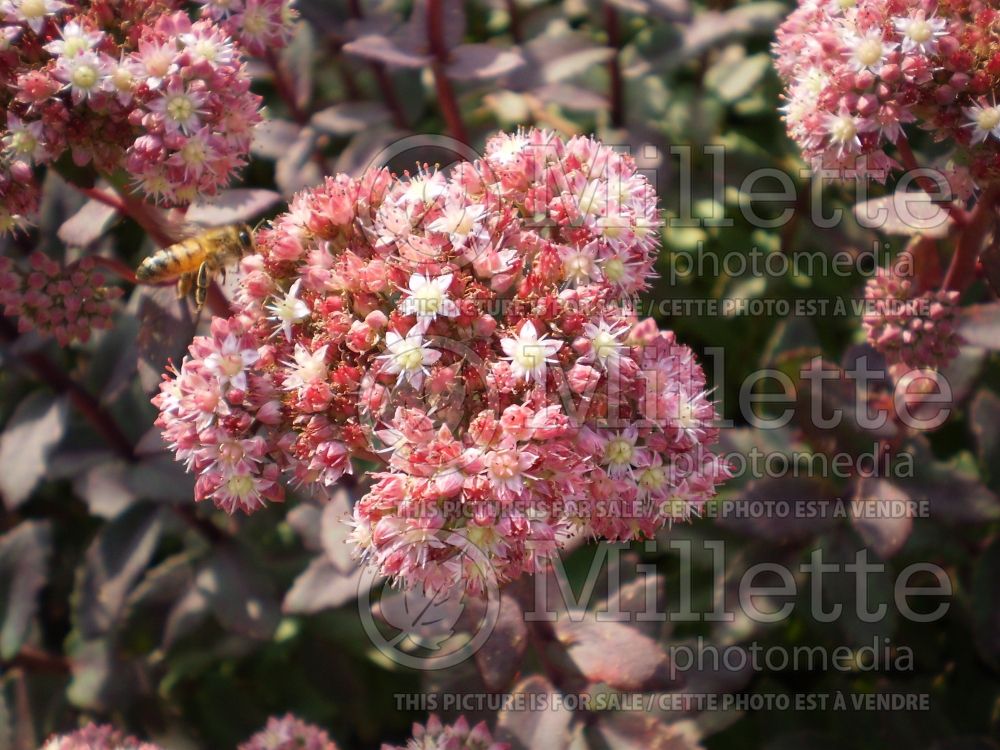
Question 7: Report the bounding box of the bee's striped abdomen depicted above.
[136,240,208,282]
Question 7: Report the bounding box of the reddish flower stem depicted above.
[2,645,70,674]
[91,255,138,284]
[76,185,128,213]
[506,0,522,42]
[604,2,624,128]
[943,184,1000,292]
[427,0,469,145]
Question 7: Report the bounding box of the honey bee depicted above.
[135,223,255,310]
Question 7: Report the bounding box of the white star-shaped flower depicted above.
[378,329,441,387]
[965,102,1000,144]
[204,334,260,391]
[267,279,310,341]
[581,320,627,370]
[283,343,329,391]
[500,321,563,383]
[399,272,459,322]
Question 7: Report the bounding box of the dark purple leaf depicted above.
[75,504,163,639]
[197,547,280,639]
[853,192,953,238]
[497,676,573,750]
[73,460,136,519]
[595,572,668,639]
[595,713,702,750]
[0,521,52,659]
[795,359,898,459]
[554,618,678,691]
[310,102,393,136]
[342,34,431,68]
[958,303,1000,350]
[251,119,302,160]
[971,389,1000,488]
[446,44,525,82]
[320,488,356,569]
[407,0,466,52]
[607,0,691,21]
[57,199,118,247]
[163,584,210,648]
[67,636,137,711]
[375,584,466,650]
[185,189,282,226]
[509,33,614,90]
[474,589,528,691]
[0,393,69,510]
[529,83,607,112]
[850,477,913,558]
[282,556,366,614]
[652,3,787,70]
[899,436,1000,523]
[718,477,838,542]
[134,285,196,394]
[819,531,898,646]
[972,536,1000,670]
[332,128,408,178]
[275,127,325,199]
[287,502,324,552]
[281,21,315,111]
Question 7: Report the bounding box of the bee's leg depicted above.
[176,273,193,299]
[195,261,211,311]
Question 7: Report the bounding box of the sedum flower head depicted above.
[239,714,339,750]
[0,0,265,230]
[41,723,162,750]
[381,715,506,750]
[0,252,122,345]
[863,264,963,371]
[153,130,730,592]
[774,0,1000,182]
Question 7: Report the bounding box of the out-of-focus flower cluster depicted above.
[381,715,506,750]
[239,713,340,750]
[863,263,962,370]
[0,252,121,344]
[0,0,280,230]
[773,0,1000,182]
[42,723,162,750]
[197,0,296,58]
[154,129,730,592]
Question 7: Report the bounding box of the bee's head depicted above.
[237,223,254,253]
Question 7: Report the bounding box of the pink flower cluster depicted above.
[239,714,339,750]
[0,252,122,344]
[0,0,265,228]
[197,0,296,58]
[154,129,730,591]
[863,264,962,370]
[382,715,506,750]
[42,723,161,750]
[773,0,1000,181]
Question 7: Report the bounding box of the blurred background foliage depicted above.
[1,0,999,747]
